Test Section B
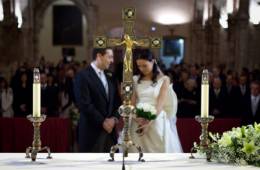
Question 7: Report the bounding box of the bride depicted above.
[127,50,183,153]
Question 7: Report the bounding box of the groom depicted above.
[74,48,121,152]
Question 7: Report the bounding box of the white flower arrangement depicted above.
[195,123,260,167]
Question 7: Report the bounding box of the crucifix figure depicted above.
[115,34,143,73]
[94,7,161,163]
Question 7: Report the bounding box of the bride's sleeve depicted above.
[131,75,139,105]
[163,84,178,118]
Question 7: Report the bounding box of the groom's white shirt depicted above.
[91,62,109,97]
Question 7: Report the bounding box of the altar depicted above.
[0,153,258,170]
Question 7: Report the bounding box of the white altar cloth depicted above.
[0,153,258,170]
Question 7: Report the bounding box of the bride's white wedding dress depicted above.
[125,75,183,153]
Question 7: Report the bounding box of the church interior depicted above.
[0,0,260,157]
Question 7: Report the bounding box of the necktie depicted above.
[227,86,231,94]
[215,89,220,97]
[98,72,109,98]
[241,86,246,95]
[252,97,257,116]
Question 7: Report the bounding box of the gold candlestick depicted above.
[190,115,214,161]
[25,114,52,161]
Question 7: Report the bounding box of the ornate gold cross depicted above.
[94,7,161,101]
[94,7,161,162]
[94,8,161,49]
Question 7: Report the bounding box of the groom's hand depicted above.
[106,118,116,128]
[102,118,116,133]
[103,120,112,133]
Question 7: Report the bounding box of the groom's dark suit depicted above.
[74,65,121,152]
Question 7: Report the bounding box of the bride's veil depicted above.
[163,84,178,121]
[163,84,183,152]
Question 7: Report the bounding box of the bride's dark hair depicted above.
[136,49,160,85]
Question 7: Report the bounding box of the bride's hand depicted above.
[136,121,153,136]
[134,117,149,126]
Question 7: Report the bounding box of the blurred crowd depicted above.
[164,63,260,124]
[0,56,259,124]
[0,57,87,118]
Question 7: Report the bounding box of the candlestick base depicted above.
[25,114,52,161]
[190,115,214,161]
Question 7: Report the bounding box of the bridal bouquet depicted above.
[195,123,260,167]
[135,103,157,120]
[135,103,157,134]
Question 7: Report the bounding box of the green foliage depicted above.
[196,123,260,167]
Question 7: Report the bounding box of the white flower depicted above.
[136,103,144,109]
[137,103,156,114]
[233,128,243,138]
[150,107,157,115]
[218,132,232,147]
[142,104,151,112]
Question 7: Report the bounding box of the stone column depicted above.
[227,13,237,69]
[190,0,205,64]
[0,0,20,63]
[85,2,98,63]
[21,0,35,64]
[235,0,250,70]
[205,2,221,65]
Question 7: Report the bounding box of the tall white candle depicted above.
[33,68,41,117]
[201,69,209,118]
